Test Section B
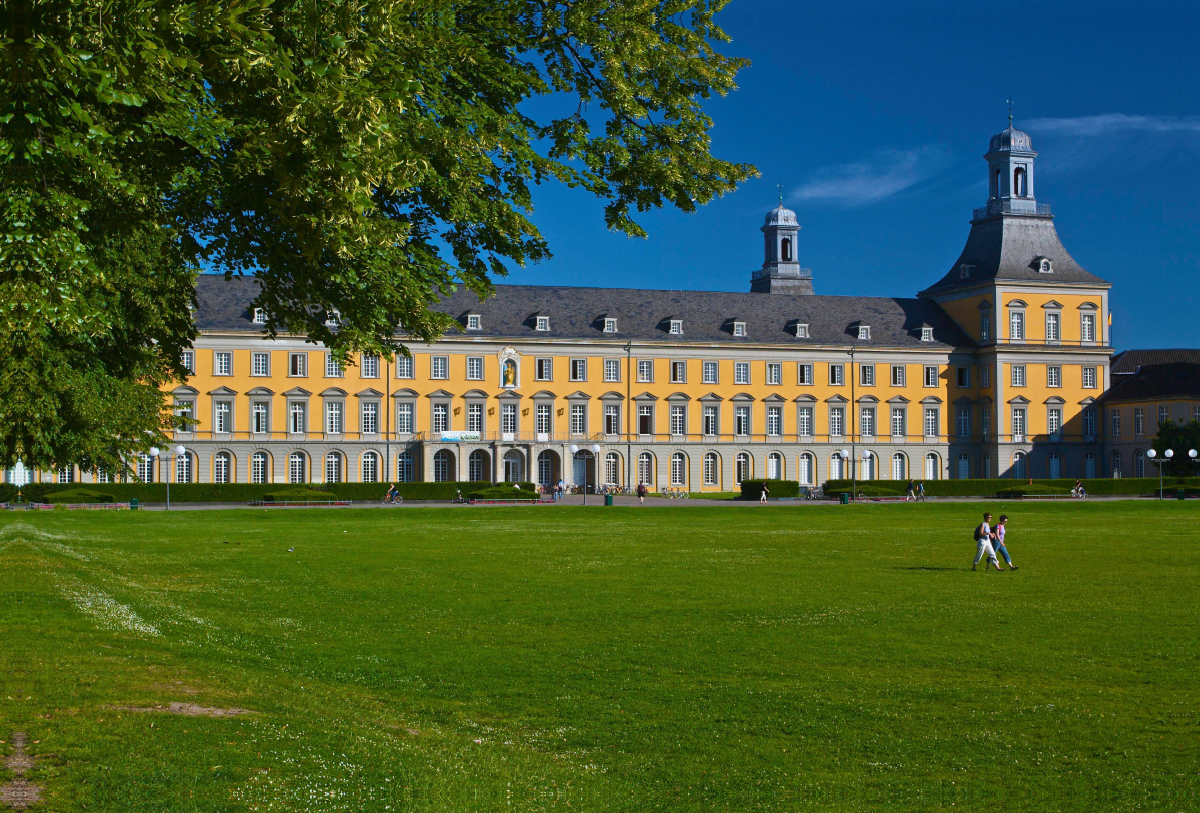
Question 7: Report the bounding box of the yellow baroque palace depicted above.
[36,123,1147,490]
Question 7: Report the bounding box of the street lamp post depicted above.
[569,444,603,505]
[1146,448,1173,499]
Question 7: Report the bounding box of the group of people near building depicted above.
[972,512,1018,572]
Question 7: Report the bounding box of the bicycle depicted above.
[382,492,404,505]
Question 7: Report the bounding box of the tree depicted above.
[0,0,755,473]
[1151,421,1200,477]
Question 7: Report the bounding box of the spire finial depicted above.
[778,183,783,205]
[1007,96,1013,126]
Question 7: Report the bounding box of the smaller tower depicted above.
[751,202,814,294]
[984,111,1039,215]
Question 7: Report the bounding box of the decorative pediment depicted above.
[1078,301,1099,310]
[1044,396,1066,405]
[762,394,787,403]
[1006,299,1028,308]
[172,385,200,396]
[977,395,993,405]
[855,394,879,403]
[425,389,454,399]
[1078,396,1096,405]
[977,300,993,310]
[1007,395,1030,405]
[320,387,348,397]
[531,390,557,400]
[600,391,625,401]
[666,392,691,402]
[283,387,312,398]
[461,388,489,399]
[207,386,238,396]
[355,388,384,398]
[566,390,591,400]
[633,391,658,402]
[793,394,818,403]
[886,395,910,404]
[391,388,418,398]
[730,392,756,402]
[698,392,724,402]
[1041,300,1063,310]
[496,390,523,400]
[246,387,274,397]
[825,394,848,403]
[953,396,976,406]
[920,396,943,405]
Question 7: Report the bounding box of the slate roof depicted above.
[194,275,974,349]
[1101,362,1200,403]
[921,214,1109,295]
[1110,349,1200,375]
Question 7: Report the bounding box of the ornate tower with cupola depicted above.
[751,203,814,294]
[983,114,1042,216]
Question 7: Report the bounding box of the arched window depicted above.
[798,453,814,485]
[703,452,718,486]
[891,453,907,481]
[396,451,414,483]
[502,450,522,482]
[137,453,155,483]
[604,452,621,485]
[957,453,971,480]
[251,451,269,484]
[176,452,194,484]
[288,451,306,483]
[537,451,557,487]
[213,452,232,484]
[1134,450,1145,478]
[1110,451,1122,479]
[670,452,686,486]
[1014,167,1026,196]
[1048,452,1062,480]
[325,452,343,483]
[434,450,454,482]
[781,237,792,261]
[1085,452,1097,480]
[981,453,991,479]
[735,452,751,485]
[991,169,1000,198]
[767,452,783,480]
[924,453,940,480]
[860,453,876,481]
[1012,452,1026,480]
[468,450,489,482]
[638,452,654,486]
[362,451,380,483]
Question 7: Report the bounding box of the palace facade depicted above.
[33,122,1179,491]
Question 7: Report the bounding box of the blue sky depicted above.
[507,0,1200,351]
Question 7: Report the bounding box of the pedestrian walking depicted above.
[760,483,769,504]
[906,479,915,501]
[917,481,926,501]
[636,482,646,504]
[972,511,1004,571]
[993,514,1018,570]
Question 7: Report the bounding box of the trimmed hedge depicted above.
[262,488,342,502]
[468,485,541,501]
[46,488,116,504]
[823,477,1199,498]
[995,485,1071,497]
[14,480,536,504]
[740,480,801,500]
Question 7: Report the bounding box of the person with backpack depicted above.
[636,481,646,504]
[972,511,1004,571]
[993,515,1018,570]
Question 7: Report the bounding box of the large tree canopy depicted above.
[0,0,754,472]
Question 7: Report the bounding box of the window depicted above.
[1158,405,1170,426]
[176,453,193,484]
[795,323,810,338]
[1045,312,1060,342]
[605,452,621,485]
[798,406,813,437]
[468,314,482,330]
[251,452,268,484]
[252,402,269,434]
[181,350,195,374]
[1082,314,1096,342]
[923,366,939,387]
[1083,408,1096,438]
[891,408,906,438]
[767,362,782,385]
[1010,310,1025,340]
[702,361,718,384]
[466,356,484,380]
[1047,366,1062,387]
[252,307,266,324]
[396,402,413,434]
[431,402,449,433]
[430,356,448,379]
[734,362,750,385]
[361,354,380,378]
[55,465,75,484]
[252,352,270,376]
[535,316,549,331]
[214,401,232,433]
[535,357,553,381]
[891,365,905,387]
[858,326,871,340]
[1049,408,1062,440]
[569,358,587,381]
[703,406,718,436]
[669,319,683,335]
[213,452,231,484]
[957,408,970,437]
[829,364,844,386]
[325,453,343,484]
[362,452,379,483]
[670,405,686,435]
[798,363,813,385]
[395,356,414,379]
[982,409,991,437]
[324,310,341,327]
[960,264,974,279]
[176,400,196,430]
[604,405,621,435]
[637,360,654,383]
[1038,258,1052,273]
[859,364,874,386]
[1134,407,1144,435]
[604,318,618,333]
[767,406,782,436]
[703,453,718,486]
[289,402,306,433]
[860,407,875,438]
[214,351,232,376]
[732,322,746,337]
[137,453,154,482]
[1194,404,1200,423]
[1083,366,1097,389]
[467,402,483,432]
[981,314,991,341]
[924,453,940,480]
[735,453,750,485]
[396,452,414,483]
[1011,365,1026,387]
[924,408,939,438]
[956,367,970,388]
[289,352,308,377]
[1135,450,1145,479]
[326,401,344,434]
[921,327,934,342]
[1012,408,1026,440]
[798,453,814,485]
[325,353,343,378]
[288,452,306,483]
[502,403,517,433]
[361,402,379,434]
[734,406,750,436]
[638,452,654,485]
[830,407,844,437]
[671,361,687,383]
[571,404,587,434]
[638,405,653,435]
[981,367,990,388]
[1110,409,1121,438]
[604,359,621,382]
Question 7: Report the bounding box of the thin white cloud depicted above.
[1026,113,1200,136]
[791,147,944,206]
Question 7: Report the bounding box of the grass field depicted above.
[1,502,1197,812]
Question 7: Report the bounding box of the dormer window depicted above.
[669,319,683,335]
[857,326,871,341]
[252,307,266,324]
[959,264,975,279]
[324,309,341,327]
[467,314,482,330]
[795,323,810,339]
[921,327,934,342]
[535,316,549,331]
[732,321,746,337]
[604,318,618,333]
[1038,257,1053,274]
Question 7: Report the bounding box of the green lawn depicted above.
[1,502,1197,811]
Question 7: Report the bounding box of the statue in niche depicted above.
[502,359,517,388]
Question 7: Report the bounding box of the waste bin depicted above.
[604,494,614,506]
[130,498,139,511]
[1178,489,1187,501]
[839,492,850,505]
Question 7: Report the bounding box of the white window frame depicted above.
[669,319,683,335]
[956,366,969,388]
[430,355,449,380]
[766,406,782,436]
[214,400,232,434]
[797,363,813,386]
[860,406,875,438]
[1011,365,1026,387]
[981,313,991,341]
[670,405,686,436]
[1045,311,1060,343]
[501,403,517,434]
[1083,366,1097,389]
[924,408,939,439]
[181,350,195,374]
[604,404,621,435]
[1047,365,1062,388]
[957,408,970,438]
[766,362,782,386]
[1110,409,1121,438]
[431,402,449,433]
[604,318,618,333]
[535,357,553,381]
[1012,408,1026,441]
[251,351,270,377]
[251,401,269,434]
[891,365,905,387]
[361,401,379,434]
[981,367,990,388]
[921,327,934,342]
[467,314,482,330]
[396,402,414,434]
[797,406,814,438]
[289,402,307,434]
[923,365,938,387]
[1134,407,1144,436]
[829,406,845,438]
[860,364,874,387]
[467,402,483,433]
[325,353,344,378]
[890,408,906,438]
[361,354,380,378]
[1009,309,1025,341]
[670,360,687,384]
[214,351,233,376]
[637,360,654,383]
[1081,313,1096,343]
[732,322,746,337]
[535,403,551,435]
[858,326,871,340]
[734,406,750,437]
[395,356,414,379]
[252,307,266,324]
[569,358,587,382]
[829,364,844,386]
[604,359,621,383]
[466,356,484,381]
[735,362,750,385]
[571,403,587,435]
[795,323,810,338]
[325,400,344,434]
[535,316,550,332]
[702,405,718,436]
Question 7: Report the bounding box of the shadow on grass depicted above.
[895,566,959,571]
